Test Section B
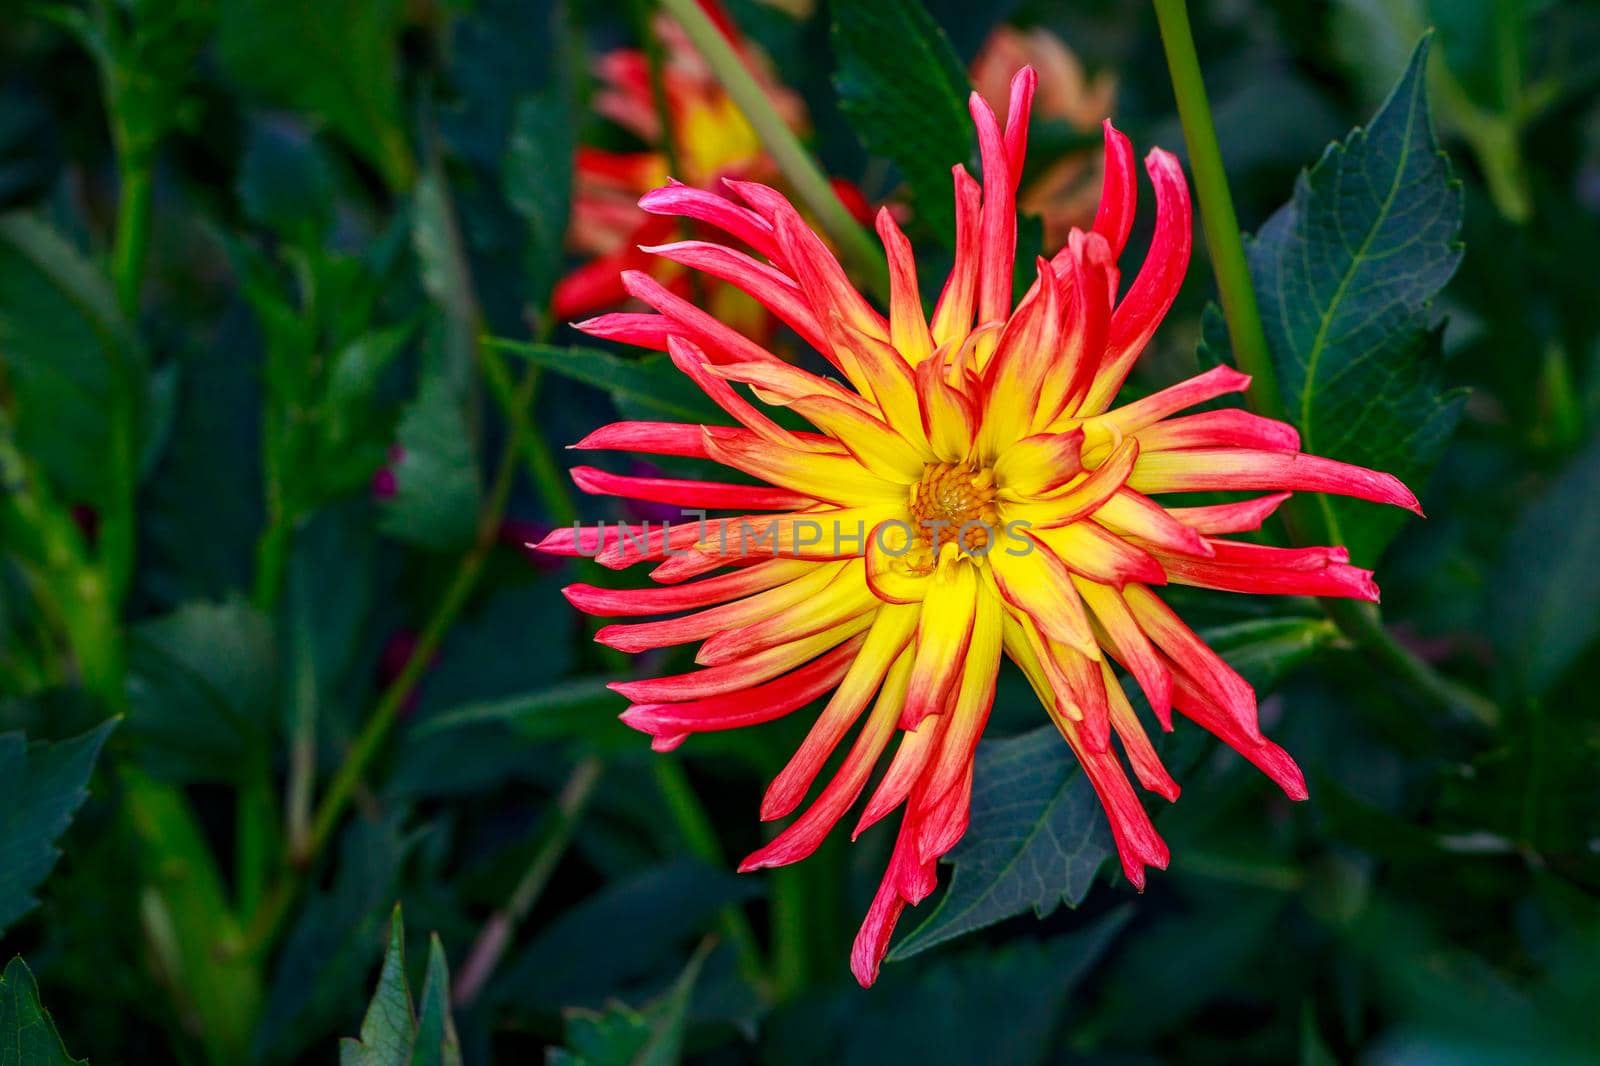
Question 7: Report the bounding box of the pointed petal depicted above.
[1128,448,1422,513]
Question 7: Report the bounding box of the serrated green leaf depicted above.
[340,905,416,1066]
[217,0,413,190]
[412,936,463,1066]
[1248,36,1465,564]
[340,905,464,1066]
[548,940,712,1066]
[1491,436,1600,695]
[830,0,974,244]
[889,724,1111,961]
[0,957,85,1066]
[0,720,116,935]
[488,341,724,425]
[377,372,481,551]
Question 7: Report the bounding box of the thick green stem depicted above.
[657,0,890,303]
[1154,0,1500,729]
[1153,0,1282,421]
[111,160,153,318]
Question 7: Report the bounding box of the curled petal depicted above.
[1091,120,1138,257]
[1081,148,1193,413]
[1167,492,1292,534]
[1128,448,1422,513]
[900,559,979,729]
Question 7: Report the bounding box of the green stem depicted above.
[283,592,320,858]
[111,159,152,318]
[657,0,890,303]
[1324,599,1500,728]
[1154,0,1501,730]
[1152,0,1282,421]
[452,756,604,1007]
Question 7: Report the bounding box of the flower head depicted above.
[542,66,1420,986]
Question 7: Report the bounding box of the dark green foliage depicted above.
[891,726,1110,960]
[340,906,463,1066]
[377,372,481,552]
[547,942,710,1066]
[0,958,85,1066]
[0,723,115,935]
[1491,436,1600,696]
[216,0,413,189]
[1248,37,1466,564]
[830,0,975,243]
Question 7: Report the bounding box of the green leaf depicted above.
[407,677,628,748]
[889,724,1111,961]
[894,616,1336,960]
[238,120,337,241]
[0,213,140,507]
[413,936,463,1066]
[504,92,575,312]
[216,0,413,190]
[1491,436,1600,695]
[1198,617,1340,691]
[341,906,415,1066]
[0,957,85,1066]
[830,0,974,244]
[340,905,464,1066]
[0,720,116,936]
[377,372,482,551]
[488,341,725,425]
[1247,36,1466,564]
[125,598,277,784]
[548,940,712,1066]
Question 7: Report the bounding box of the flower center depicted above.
[909,463,999,555]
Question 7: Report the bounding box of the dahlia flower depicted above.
[539,66,1419,986]
[554,0,866,331]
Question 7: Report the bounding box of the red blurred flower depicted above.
[554,0,868,342]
